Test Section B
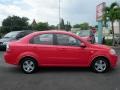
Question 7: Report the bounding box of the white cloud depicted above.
[22,0,60,24]
[0,0,113,26]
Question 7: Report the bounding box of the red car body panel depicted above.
[4,30,118,68]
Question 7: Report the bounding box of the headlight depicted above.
[109,49,116,55]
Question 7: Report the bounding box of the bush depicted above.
[104,39,112,46]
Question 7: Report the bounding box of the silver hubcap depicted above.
[95,60,107,72]
[23,60,35,73]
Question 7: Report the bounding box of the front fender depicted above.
[89,51,110,66]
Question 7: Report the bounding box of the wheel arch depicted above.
[19,56,38,65]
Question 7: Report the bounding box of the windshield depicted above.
[79,30,90,37]
[4,31,20,38]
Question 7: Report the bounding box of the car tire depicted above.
[20,58,38,74]
[91,57,110,73]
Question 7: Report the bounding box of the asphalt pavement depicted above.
[0,50,120,90]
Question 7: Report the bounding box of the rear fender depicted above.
[17,52,39,65]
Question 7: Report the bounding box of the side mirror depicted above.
[80,43,86,48]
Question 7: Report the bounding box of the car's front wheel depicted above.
[91,57,110,73]
[20,58,38,74]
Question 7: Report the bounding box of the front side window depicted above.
[30,34,53,45]
[56,34,81,46]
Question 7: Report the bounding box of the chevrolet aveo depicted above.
[4,30,118,74]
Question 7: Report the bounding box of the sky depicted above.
[0,0,119,26]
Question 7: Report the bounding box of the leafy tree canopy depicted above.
[1,15,29,33]
[73,22,90,30]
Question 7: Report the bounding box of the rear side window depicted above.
[30,34,53,45]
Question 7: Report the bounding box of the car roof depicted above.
[20,30,77,40]
[31,30,75,35]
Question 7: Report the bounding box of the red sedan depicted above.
[4,30,118,74]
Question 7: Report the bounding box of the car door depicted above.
[54,34,91,66]
[29,33,58,65]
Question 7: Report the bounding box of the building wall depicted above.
[114,21,120,34]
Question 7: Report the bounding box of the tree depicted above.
[68,22,72,31]
[73,24,80,28]
[73,22,90,30]
[31,20,51,31]
[103,2,120,45]
[65,21,71,31]
[59,18,65,29]
[36,22,49,31]
[80,22,89,30]
[114,3,120,45]
[1,15,29,33]
[49,25,57,30]
[0,27,3,38]
[31,19,37,30]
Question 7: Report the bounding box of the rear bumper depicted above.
[4,52,18,65]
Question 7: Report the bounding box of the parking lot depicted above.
[0,50,120,90]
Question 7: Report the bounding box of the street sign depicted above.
[96,2,106,21]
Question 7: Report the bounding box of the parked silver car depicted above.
[0,30,34,50]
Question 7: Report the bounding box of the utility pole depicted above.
[58,0,61,30]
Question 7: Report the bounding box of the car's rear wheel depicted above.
[91,57,110,73]
[20,58,38,74]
